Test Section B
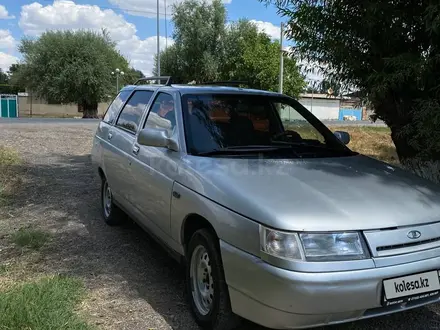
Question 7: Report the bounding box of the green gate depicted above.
[0,94,18,118]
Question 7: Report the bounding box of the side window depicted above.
[116,91,154,133]
[144,93,176,132]
[103,90,131,124]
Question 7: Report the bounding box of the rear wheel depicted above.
[186,229,240,330]
[101,176,125,226]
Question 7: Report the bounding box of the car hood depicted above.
[177,155,440,231]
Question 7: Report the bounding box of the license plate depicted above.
[383,271,440,306]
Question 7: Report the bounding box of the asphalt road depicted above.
[0,117,387,127]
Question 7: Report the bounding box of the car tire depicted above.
[186,228,240,330]
[101,176,125,226]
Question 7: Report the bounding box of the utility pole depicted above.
[310,80,317,114]
[157,0,161,78]
[30,91,33,118]
[165,0,168,49]
[279,22,284,94]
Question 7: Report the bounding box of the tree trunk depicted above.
[400,158,440,183]
[390,129,440,183]
[81,101,98,119]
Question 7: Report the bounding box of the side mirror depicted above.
[334,131,350,145]
[137,128,179,151]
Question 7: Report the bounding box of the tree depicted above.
[0,67,25,94]
[0,69,7,84]
[158,1,305,97]
[17,29,132,118]
[156,0,226,82]
[305,86,319,94]
[221,19,305,97]
[262,0,440,181]
[0,68,10,94]
[124,68,145,84]
[318,79,341,97]
[4,64,26,94]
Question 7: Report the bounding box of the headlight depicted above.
[261,226,369,262]
[299,232,368,261]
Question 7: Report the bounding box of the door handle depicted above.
[108,132,113,140]
[132,145,140,155]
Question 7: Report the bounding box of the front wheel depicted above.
[186,229,240,330]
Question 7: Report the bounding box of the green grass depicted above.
[0,275,92,330]
[10,228,51,250]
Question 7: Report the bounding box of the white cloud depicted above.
[250,20,281,40]
[0,52,19,72]
[109,0,232,18]
[0,30,15,51]
[18,0,172,75]
[118,36,174,76]
[0,5,15,19]
[19,1,136,41]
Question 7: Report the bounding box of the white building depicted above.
[297,93,340,120]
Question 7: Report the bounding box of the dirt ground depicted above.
[1,120,440,330]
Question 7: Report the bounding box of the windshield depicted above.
[181,93,354,158]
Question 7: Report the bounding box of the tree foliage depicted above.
[0,66,25,94]
[318,79,341,97]
[157,0,305,97]
[221,19,305,96]
[262,0,440,181]
[0,69,7,84]
[161,0,226,82]
[16,30,132,117]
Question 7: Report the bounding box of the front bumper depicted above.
[220,241,440,329]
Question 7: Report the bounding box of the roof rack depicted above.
[198,80,249,87]
[134,76,172,86]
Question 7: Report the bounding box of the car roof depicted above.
[120,84,283,97]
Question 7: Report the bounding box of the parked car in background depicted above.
[91,77,440,329]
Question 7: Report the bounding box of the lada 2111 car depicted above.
[91,77,440,329]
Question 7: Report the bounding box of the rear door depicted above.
[103,90,154,207]
[97,89,132,184]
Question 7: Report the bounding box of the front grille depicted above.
[377,236,440,252]
[364,221,440,258]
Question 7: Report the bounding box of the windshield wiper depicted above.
[195,145,299,157]
[271,141,356,155]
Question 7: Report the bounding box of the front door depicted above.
[129,92,180,236]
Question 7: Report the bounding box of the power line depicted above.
[39,0,235,21]
[41,0,169,17]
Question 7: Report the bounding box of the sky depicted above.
[0,0,292,76]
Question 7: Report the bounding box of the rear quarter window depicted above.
[103,90,132,124]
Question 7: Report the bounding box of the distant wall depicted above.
[18,96,110,117]
[298,97,340,120]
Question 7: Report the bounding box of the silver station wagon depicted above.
[91,77,440,329]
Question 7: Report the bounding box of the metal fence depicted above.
[0,94,18,118]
